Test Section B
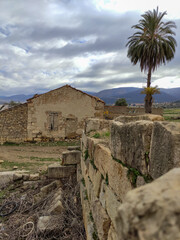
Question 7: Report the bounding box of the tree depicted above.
[141,86,160,113]
[126,7,177,113]
[115,98,128,106]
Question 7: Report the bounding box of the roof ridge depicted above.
[27,84,104,103]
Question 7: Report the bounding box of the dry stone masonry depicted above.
[79,115,180,240]
[0,103,28,144]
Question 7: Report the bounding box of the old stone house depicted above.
[0,85,104,143]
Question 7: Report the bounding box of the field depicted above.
[163,108,180,122]
[0,141,80,173]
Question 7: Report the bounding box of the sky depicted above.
[0,0,180,96]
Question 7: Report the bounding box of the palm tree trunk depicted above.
[145,67,152,113]
[147,66,152,87]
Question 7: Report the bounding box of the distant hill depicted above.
[0,87,179,105]
[94,87,180,105]
[0,94,33,103]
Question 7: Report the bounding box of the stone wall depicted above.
[0,103,28,143]
[79,116,180,239]
[104,106,163,119]
[27,85,104,141]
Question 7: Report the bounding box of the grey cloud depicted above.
[0,0,179,95]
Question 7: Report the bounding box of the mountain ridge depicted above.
[0,87,179,105]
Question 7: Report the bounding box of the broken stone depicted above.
[62,150,81,165]
[37,216,59,233]
[13,166,18,170]
[34,181,61,202]
[116,168,180,240]
[67,146,80,151]
[136,176,146,188]
[111,120,153,175]
[47,200,64,215]
[13,173,23,181]
[40,181,61,196]
[92,200,111,240]
[22,174,30,181]
[29,173,40,181]
[48,163,76,179]
[115,114,164,123]
[149,121,180,179]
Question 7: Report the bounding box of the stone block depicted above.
[76,163,81,182]
[37,216,59,233]
[85,118,101,133]
[116,168,180,240]
[84,171,96,203]
[81,132,88,149]
[13,173,23,181]
[105,185,121,226]
[108,223,118,240]
[62,150,81,165]
[94,143,132,201]
[99,180,106,208]
[87,137,105,160]
[115,114,164,123]
[81,157,88,177]
[136,176,146,188]
[80,183,95,240]
[40,181,61,196]
[108,160,132,202]
[48,200,64,215]
[91,200,111,240]
[29,173,40,181]
[0,171,14,188]
[111,120,153,174]
[67,146,80,151]
[85,118,111,134]
[48,163,76,179]
[149,122,180,179]
[94,144,111,178]
[88,164,102,198]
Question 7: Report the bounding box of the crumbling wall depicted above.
[0,103,28,143]
[80,116,180,239]
[104,106,163,119]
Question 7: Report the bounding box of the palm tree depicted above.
[141,86,160,113]
[126,7,177,113]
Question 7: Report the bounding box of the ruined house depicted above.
[0,85,105,143]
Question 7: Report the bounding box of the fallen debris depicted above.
[0,175,85,240]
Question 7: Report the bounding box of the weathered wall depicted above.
[80,116,180,239]
[27,85,104,141]
[104,106,163,119]
[0,103,28,143]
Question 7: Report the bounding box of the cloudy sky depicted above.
[0,0,180,96]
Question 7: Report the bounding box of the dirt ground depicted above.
[0,141,79,173]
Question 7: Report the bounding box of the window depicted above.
[48,112,58,131]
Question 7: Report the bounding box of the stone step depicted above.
[62,150,81,165]
[48,163,76,179]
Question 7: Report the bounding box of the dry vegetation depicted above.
[0,140,85,240]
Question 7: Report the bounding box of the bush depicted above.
[115,98,128,106]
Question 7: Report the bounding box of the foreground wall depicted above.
[0,103,28,143]
[80,116,180,239]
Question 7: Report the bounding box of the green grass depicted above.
[0,160,43,171]
[93,133,101,138]
[92,131,110,139]
[163,108,180,122]
[2,140,80,147]
[30,156,61,162]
